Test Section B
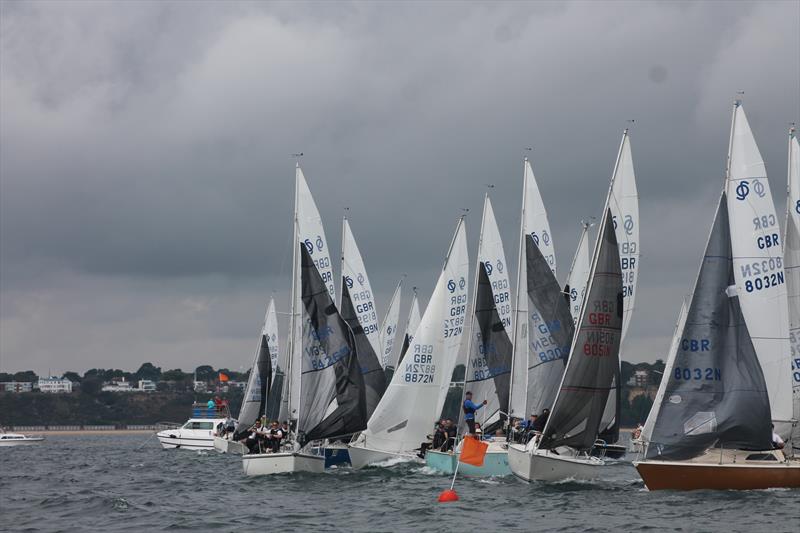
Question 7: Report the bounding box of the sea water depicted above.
[2,434,798,532]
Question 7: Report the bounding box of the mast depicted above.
[509,158,529,419]
[285,162,302,427]
[339,213,348,309]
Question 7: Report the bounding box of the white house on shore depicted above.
[36,377,73,393]
[101,378,133,392]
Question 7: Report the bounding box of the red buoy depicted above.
[437,489,459,502]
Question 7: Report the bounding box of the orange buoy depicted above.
[437,489,459,502]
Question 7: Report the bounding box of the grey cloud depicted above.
[1,0,798,372]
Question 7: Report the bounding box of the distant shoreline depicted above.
[20,429,158,436]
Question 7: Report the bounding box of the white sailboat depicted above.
[509,157,563,422]
[564,222,592,324]
[425,194,513,475]
[725,103,793,440]
[508,170,624,483]
[243,164,365,476]
[215,299,278,454]
[379,278,403,376]
[348,217,469,468]
[783,126,800,456]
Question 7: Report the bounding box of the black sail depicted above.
[539,211,623,451]
[340,280,388,419]
[298,245,367,444]
[646,194,773,459]
[234,334,273,433]
[524,234,575,416]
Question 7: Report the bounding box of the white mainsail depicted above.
[287,164,337,423]
[609,131,640,343]
[379,279,403,371]
[565,222,592,323]
[783,126,800,452]
[264,297,280,385]
[464,194,513,427]
[510,157,557,418]
[340,217,381,355]
[725,102,793,437]
[357,218,469,454]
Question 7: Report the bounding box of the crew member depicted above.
[462,391,487,435]
[772,424,785,450]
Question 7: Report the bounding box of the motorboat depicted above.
[0,429,44,447]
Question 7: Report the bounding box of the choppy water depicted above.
[2,434,799,532]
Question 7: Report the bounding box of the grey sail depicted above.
[525,234,575,416]
[464,262,513,431]
[340,280,388,419]
[266,367,284,421]
[646,194,773,460]
[235,334,273,434]
[539,211,623,451]
[297,245,367,443]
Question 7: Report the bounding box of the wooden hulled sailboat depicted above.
[634,102,800,490]
[508,206,623,482]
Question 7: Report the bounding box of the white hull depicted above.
[213,436,247,454]
[508,443,605,482]
[0,437,44,447]
[156,434,215,450]
[347,444,416,469]
[241,451,325,476]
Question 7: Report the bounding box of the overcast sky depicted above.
[1,0,799,375]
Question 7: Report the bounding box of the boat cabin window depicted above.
[183,421,214,430]
[745,453,777,461]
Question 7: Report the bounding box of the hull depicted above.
[635,460,800,490]
[425,448,510,477]
[156,433,214,450]
[241,451,325,476]
[347,444,415,469]
[213,436,247,454]
[0,437,44,447]
[324,445,351,468]
[508,444,605,482]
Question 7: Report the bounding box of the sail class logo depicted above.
[458,277,466,290]
[736,180,750,201]
[752,179,766,198]
[447,279,456,293]
[345,276,354,289]
[315,236,324,251]
[623,215,635,235]
[304,239,314,255]
[485,261,493,275]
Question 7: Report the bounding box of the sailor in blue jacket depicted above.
[462,391,487,435]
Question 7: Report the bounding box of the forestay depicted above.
[539,211,623,451]
[359,218,469,454]
[379,279,403,372]
[298,245,367,443]
[725,102,792,437]
[783,127,800,454]
[464,195,513,428]
[646,194,773,460]
[565,223,592,324]
[510,157,558,419]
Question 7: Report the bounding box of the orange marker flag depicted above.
[218,372,229,382]
[459,435,488,467]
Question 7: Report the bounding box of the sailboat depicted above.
[243,165,367,476]
[509,157,568,424]
[348,217,469,468]
[634,101,800,490]
[564,221,592,324]
[425,194,513,476]
[214,299,278,454]
[508,196,624,481]
[379,278,403,381]
[593,130,639,458]
[783,126,800,457]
